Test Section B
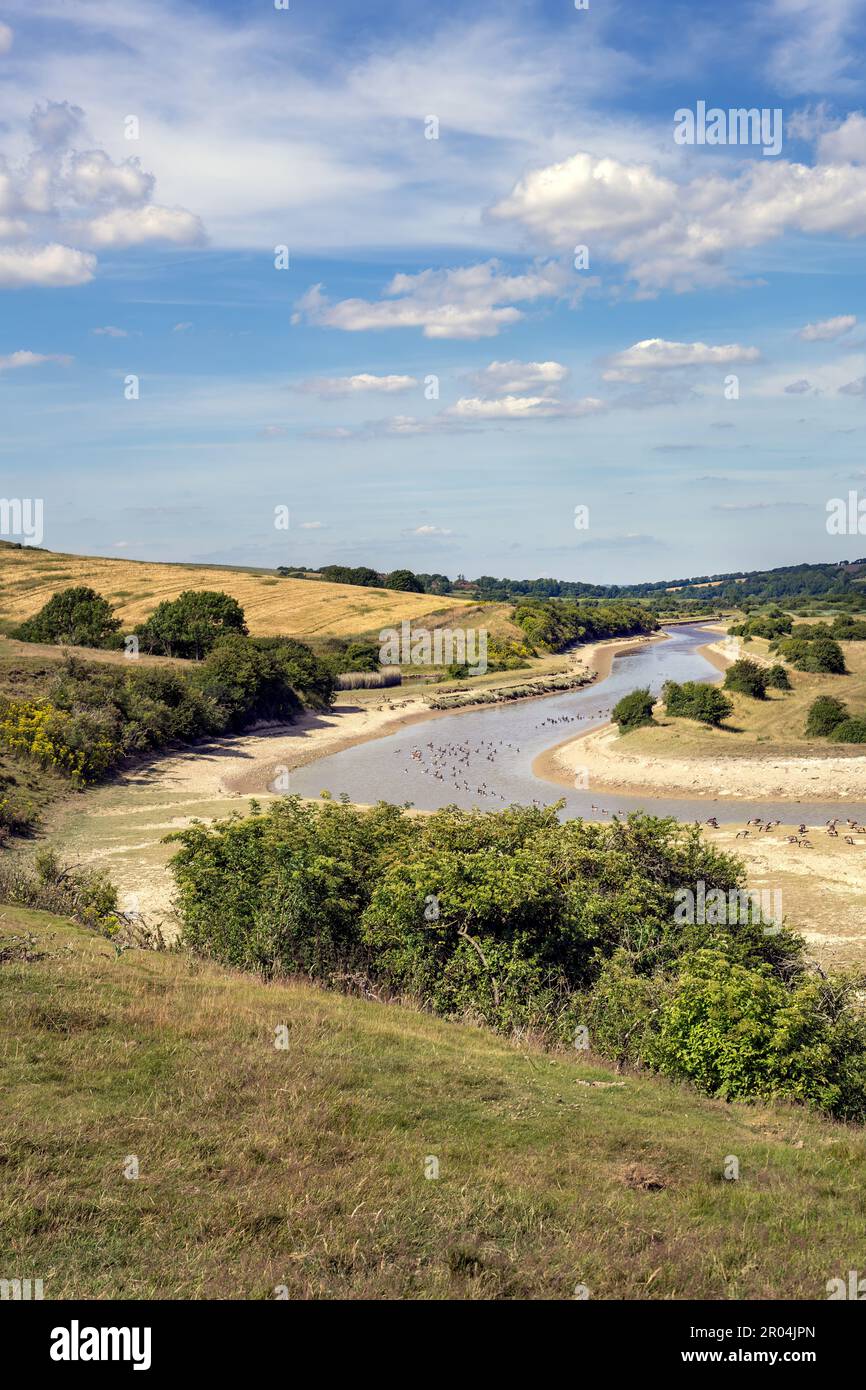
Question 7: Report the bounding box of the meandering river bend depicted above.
[287,623,866,824]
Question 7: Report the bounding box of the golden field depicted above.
[0,545,473,639]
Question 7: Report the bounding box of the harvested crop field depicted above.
[0,545,473,639]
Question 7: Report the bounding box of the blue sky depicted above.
[1,0,866,583]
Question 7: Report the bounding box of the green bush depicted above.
[647,950,866,1119]
[0,637,334,785]
[728,612,793,641]
[514,599,656,654]
[805,696,848,737]
[829,717,866,744]
[766,664,792,690]
[167,800,866,1120]
[612,687,655,731]
[723,658,769,698]
[663,681,733,726]
[15,586,121,648]
[0,847,123,937]
[138,590,248,659]
[775,636,847,674]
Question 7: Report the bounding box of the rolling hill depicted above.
[0,545,473,640]
[2,904,864,1300]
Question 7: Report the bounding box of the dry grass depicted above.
[624,638,866,763]
[0,546,475,639]
[2,905,866,1300]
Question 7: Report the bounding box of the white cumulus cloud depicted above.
[293,260,570,340]
[603,338,760,381]
[84,205,206,248]
[0,243,96,287]
[492,148,866,294]
[449,394,603,420]
[467,359,568,397]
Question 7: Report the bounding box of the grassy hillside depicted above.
[622,636,866,762]
[2,904,865,1300]
[0,546,473,639]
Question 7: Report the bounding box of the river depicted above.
[286,623,866,824]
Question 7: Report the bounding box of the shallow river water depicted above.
[287,624,866,824]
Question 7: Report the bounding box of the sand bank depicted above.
[534,718,866,802]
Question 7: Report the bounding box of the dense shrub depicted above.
[829,718,866,744]
[723,658,769,698]
[0,638,335,785]
[831,618,866,641]
[612,687,655,731]
[775,636,847,674]
[138,590,248,659]
[728,612,793,641]
[647,950,866,1118]
[334,641,380,673]
[663,681,733,726]
[169,800,866,1120]
[0,697,120,785]
[513,599,656,653]
[766,664,792,690]
[318,565,382,588]
[805,695,848,737]
[15,587,121,648]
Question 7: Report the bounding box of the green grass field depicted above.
[2,905,865,1300]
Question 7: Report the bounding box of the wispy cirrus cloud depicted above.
[299,372,418,396]
[0,347,71,370]
[797,314,857,341]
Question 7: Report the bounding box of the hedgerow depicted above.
[168,800,866,1121]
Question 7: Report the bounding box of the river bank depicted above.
[117,629,665,801]
[533,629,866,803]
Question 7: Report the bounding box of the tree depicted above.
[138,590,247,659]
[15,586,121,648]
[805,696,848,737]
[332,641,380,674]
[612,687,655,732]
[384,569,424,593]
[723,658,769,699]
[664,680,733,726]
[804,637,847,674]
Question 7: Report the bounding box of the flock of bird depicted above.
[714,814,866,849]
[395,737,522,800]
[532,708,612,731]
[390,737,864,847]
